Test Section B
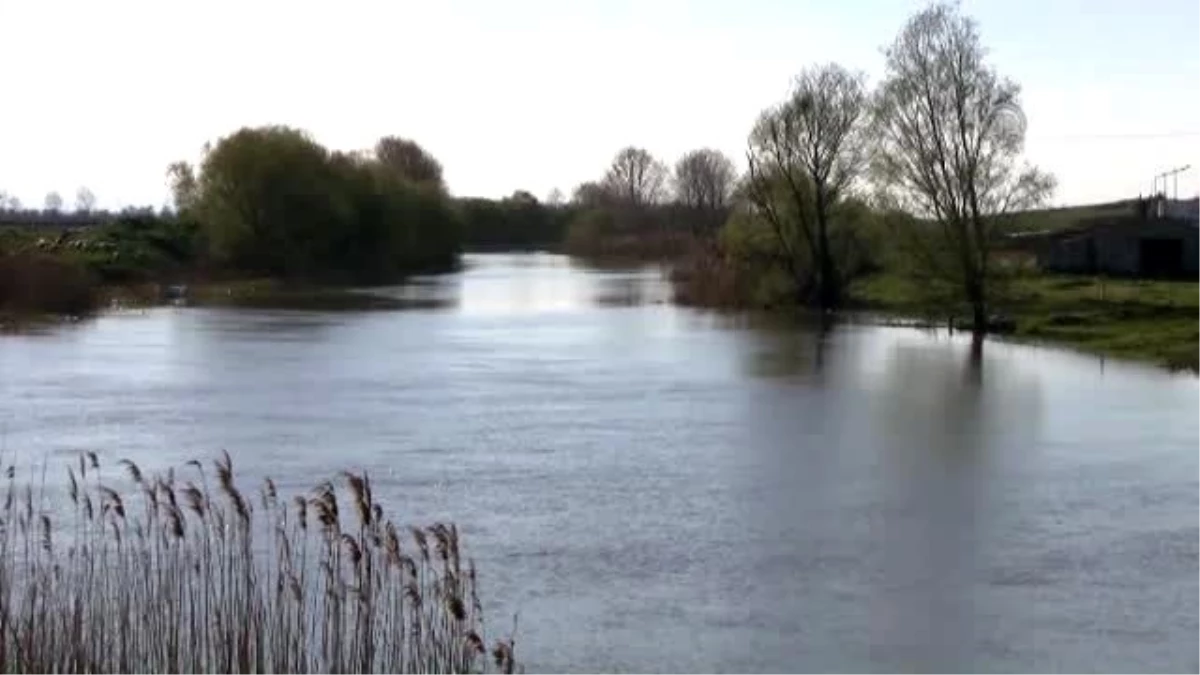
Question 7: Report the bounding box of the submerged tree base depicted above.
[849,273,1199,372]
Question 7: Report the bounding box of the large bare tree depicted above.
[167,161,199,212]
[603,147,667,208]
[673,148,736,233]
[873,3,1054,330]
[746,63,869,309]
[75,187,96,213]
[572,181,612,209]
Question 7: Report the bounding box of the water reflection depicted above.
[872,337,980,670]
[865,331,1051,672]
[733,313,838,381]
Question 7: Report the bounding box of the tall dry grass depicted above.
[668,241,747,308]
[0,452,516,674]
[0,252,98,317]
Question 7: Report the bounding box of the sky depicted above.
[0,0,1197,210]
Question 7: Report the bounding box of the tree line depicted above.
[563,2,1055,330]
[0,187,101,217]
[6,2,1050,331]
[166,129,461,282]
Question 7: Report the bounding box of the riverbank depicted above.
[848,273,1199,372]
[103,277,444,311]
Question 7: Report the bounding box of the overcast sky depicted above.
[1,0,1196,210]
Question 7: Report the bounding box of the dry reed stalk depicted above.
[0,452,517,674]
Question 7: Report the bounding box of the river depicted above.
[1,253,1196,672]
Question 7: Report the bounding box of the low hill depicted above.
[998,199,1140,233]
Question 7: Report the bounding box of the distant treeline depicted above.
[6,2,1063,333]
[555,1,1061,331]
[0,212,112,228]
[457,193,574,251]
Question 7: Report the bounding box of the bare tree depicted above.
[571,181,612,209]
[374,136,445,191]
[603,147,668,208]
[44,191,63,212]
[673,148,737,233]
[872,3,1054,330]
[508,190,538,206]
[746,63,869,309]
[167,161,199,212]
[75,187,96,213]
[546,188,565,207]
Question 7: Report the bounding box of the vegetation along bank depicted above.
[2,2,1195,372]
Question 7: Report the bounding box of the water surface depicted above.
[2,253,1196,673]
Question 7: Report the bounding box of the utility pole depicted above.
[1155,165,1192,200]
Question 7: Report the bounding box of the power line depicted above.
[1030,131,1200,141]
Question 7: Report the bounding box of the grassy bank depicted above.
[1,211,461,324]
[97,277,443,312]
[849,273,1199,371]
[184,278,448,311]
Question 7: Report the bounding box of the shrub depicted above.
[188,127,463,282]
[0,251,98,316]
[563,208,694,262]
[562,209,611,257]
[683,199,887,309]
[669,241,746,307]
[80,214,202,283]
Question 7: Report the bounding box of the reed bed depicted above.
[0,452,517,673]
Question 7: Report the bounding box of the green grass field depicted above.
[850,272,1199,372]
[995,199,1140,233]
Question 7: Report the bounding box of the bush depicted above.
[79,213,202,283]
[562,209,612,257]
[458,195,572,251]
[562,208,694,262]
[676,196,892,307]
[669,241,746,307]
[189,126,463,283]
[0,251,98,316]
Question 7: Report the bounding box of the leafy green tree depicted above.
[188,126,461,281]
[457,191,570,251]
[374,137,445,193]
[194,126,342,276]
[746,63,869,309]
[326,153,460,279]
[167,161,199,213]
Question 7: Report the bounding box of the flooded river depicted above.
[1,253,1196,672]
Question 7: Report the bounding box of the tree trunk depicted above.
[815,189,839,311]
[818,222,837,310]
[967,276,987,334]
